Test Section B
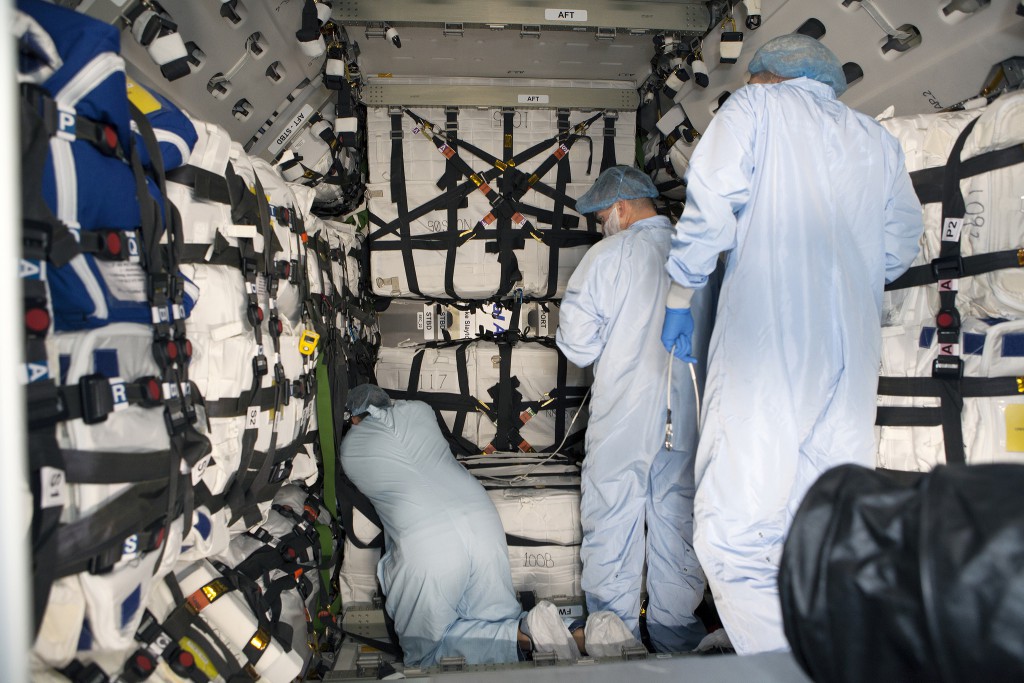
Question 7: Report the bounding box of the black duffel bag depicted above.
[779,463,1024,683]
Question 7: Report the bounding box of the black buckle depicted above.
[79,374,114,425]
[86,543,124,575]
[253,354,269,378]
[289,259,300,285]
[930,255,964,281]
[148,272,170,304]
[163,399,189,436]
[932,356,964,379]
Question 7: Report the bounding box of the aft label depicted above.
[518,94,550,104]
[544,8,588,21]
[269,104,315,155]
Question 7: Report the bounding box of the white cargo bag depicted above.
[366,105,634,300]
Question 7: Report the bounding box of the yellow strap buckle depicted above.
[299,330,320,356]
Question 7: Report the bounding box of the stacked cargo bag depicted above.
[366,104,634,300]
[375,339,589,455]
[143,559,306,682]
[213,485,330,675]
[876,91,1024,472]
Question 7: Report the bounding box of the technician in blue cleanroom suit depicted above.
[339,384,590,666]
[556,166,713,653]
[661,34,924,655]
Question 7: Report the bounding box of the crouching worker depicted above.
[340,384,643,666]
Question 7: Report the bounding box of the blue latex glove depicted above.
[661,307,696,363]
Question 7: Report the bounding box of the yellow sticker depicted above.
[1005,404,1024,452]
[126,76,162,115]
[179,636,219,681]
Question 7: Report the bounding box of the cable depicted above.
[666,345,702,450]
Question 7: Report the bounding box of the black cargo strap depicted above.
[53,479,178,578]
[27,373,168,428]
[542,110,572,299]
[341,629,404,659]
[389,111,421,296]
[337,470,385,550]
[505,533,579,548]
[20,96,66,636]
[166,164,232,205]
[441,107,465,299]
[600,112,618,173]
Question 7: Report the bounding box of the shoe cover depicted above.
[584,611,643,658]
[523,600,581,662]
[694,628,733,652]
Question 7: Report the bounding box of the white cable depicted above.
[666,345,702,449]
[689,361,701,437]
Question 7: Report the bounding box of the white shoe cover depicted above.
[524,600,581,662]
[694,628,733,652]
[584,611,643,658]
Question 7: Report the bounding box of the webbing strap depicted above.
[21,98,68,634]
[166,164,232,205]
[391,112,421,296]
[909,142,1024,206]
[543,110,572,299]
[442,108,463,299]
[600,113,618,172]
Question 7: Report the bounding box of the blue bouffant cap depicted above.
[748,33,847,97]
[575,165,659,214]
[347,384,392,417]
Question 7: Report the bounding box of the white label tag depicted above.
[461,311,475,339]
[97,261,148,302]
[423,305,434,340]
[269,103,315,155]
[538,306,550,336]
[938,279,958,293]
[518,94,550,104]
[246,406,260,430]
[938,342,961,357]
[18,259,44,280]
[192,454,211,485]
[110,378,129,411]
[416,311,424,331]
[557,604,585,618]
[544,8,587,21]
[122,533,140,560]
[22,362,49,384]
[478,302,510,335]
[942,217,963,243]
[56,104,76,142]
[40,466,67,509]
